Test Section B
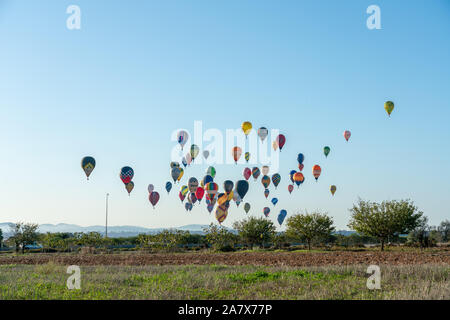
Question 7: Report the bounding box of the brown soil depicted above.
[1,250,449,267]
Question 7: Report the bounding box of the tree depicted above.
[232,217,276,249]
[348,199,423,251]
[9,222,39,253]
[438,220,450,242]
[286,211,335,250]
[0,228,3,248]
[203,223,238,251]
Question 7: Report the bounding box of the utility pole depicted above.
[105,193,109,238]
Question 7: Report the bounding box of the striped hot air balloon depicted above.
[271,173,281,188]
[232,146,242,164]
[312,165,322,181]
[261,175,271,189]
[263,207,270,217]
[252,167,261,181]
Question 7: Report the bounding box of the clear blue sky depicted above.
[0,0,449,230]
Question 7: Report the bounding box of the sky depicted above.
[0,0,449,231]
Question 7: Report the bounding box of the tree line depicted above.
[1,199,448,253]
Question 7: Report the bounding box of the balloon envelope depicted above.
[244,152,250,163]
[215,204,229,224]
[235,180,249,200]
[165,182,172,193]
[344,130,351,141]
[243,167,251,180]
[190,144,200,161]
[81,156,96,180]
[271,198,278,206]
[171,167,181,182]
[125,181,134,195]
[185,202,193,211]
[179,191,186,202]
[263,207,270,217]
[278,210,287,226]
[180,185,189,196]
[149,192,160,208]
[261,175,271,189]
[384,101,394,116]
[241,121,252,136]
[206,166,216,178]
[312,165,322,181]
[148,184,154,193]
[288,184,294,194]
[188,177,199,193]
[252,167,261,180]
[257,127,268,142]
[120,167,134,184]
[223,180,234,194]
[244,202,251,214]
[262,166,269,176]
[276,134,286,150]
[330,185,337,196]
[195,187,205,202]
[297,153,305,165]
[203,150,210,159]
[177,130,189,150]
[324,146,330,158]
[232,146,242,163]
[264,188,270,199]
[271,173,281,188]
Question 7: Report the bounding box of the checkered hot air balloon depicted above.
[81,156,96,180]
[120,166,134,184]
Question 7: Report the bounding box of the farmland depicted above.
[0,248,448,300]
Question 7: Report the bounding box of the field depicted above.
[0,248,449,300]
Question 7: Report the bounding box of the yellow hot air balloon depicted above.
[241,121,252,138]
[177,167,184,182]
[330,185,336,196]
[384,101,394,117]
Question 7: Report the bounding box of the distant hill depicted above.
[0,222,231,238]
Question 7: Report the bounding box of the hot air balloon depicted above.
[289,170,297,183]
[217,193,228,206]
[205,182,219,201]
[170,161,180,169]
[207,203,215,213]
[263,207,270,217]
[276,134,286,151]
[271,173,281,188]
[272,141,279,151]
[179,191,186,202]
[297,153,305,165]
[202,175,214,187]
[223,180,234,194]
[188,177,199,193]
[271,198,278,206]
[203,150,210,160]
[235,180,249,200]
[241,121,252,138]
[120,167,134,184]
[189,192,197,204]
[171,167,181,182]
[384,101,394,117]
[149,191,160,208]
[298,163,304,171]
[125,181,134,195]
[262,166,269,176]
[264,188,270,199]
[232,146,242,164]
[288,184,294,194]
[81,156,96,180]
[257,127,268,142]
[244,202,251,214]
[165,182,172,194]
[243,167,251,181]
[185,202,193,211]
[233,193,242,207]
[215,204,228,224]
[206,166,216,178]
[185,153,192,166]
[277,210,287,226]
[293,172,304,187]
[177,130,189,150]
[190,144,199,162]
[344,130,351,142]
[181,157,188,168]
[244,152,250,163]
[330,185,337,196]
[147,184,154,193]
[195,187,205,203]
[180,185,189,197]
[177,168,184,182]
[226,190,234,201]
[252,167,261,181]
[324,146,330,158]
[312,165,321,181]
[261,175,271,189]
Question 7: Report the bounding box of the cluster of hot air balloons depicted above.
[80,101,395,226]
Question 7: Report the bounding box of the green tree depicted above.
[348,199,423,251]
[9,222,39,253]
[232,217,276,249]
[0,228,3,248]
[286,211,335,251]
[203,223,238,251]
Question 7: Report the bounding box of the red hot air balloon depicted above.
[312,165,322,181]
[120,166,134,184]
[232,146,242,164]
[343,130,351,142]
[276,134,286,151]
[288,184,294,194]
[263,207,270,217]
[298,163,304,171]
[195,187,205,203]
[149,192,160,208]
[179,191,186,202]
[243,167,251,181]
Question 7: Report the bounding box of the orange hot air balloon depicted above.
[293,172,304,188]
[312,165,321,181]
[343,130,351,142]
[232,146,242,164]
[272,140,279,151]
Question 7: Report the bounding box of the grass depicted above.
[0,263,448,300]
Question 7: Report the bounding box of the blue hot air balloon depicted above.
[297,153,305,165]
[278,210,287,226]
[271,198,278,206]
[165,181,173,193]
[289,170,297,184]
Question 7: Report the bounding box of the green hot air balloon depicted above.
[244,202,251,214]
[324,146,330,158]
[384,101,394,117]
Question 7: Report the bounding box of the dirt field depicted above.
[1,249,449,266]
